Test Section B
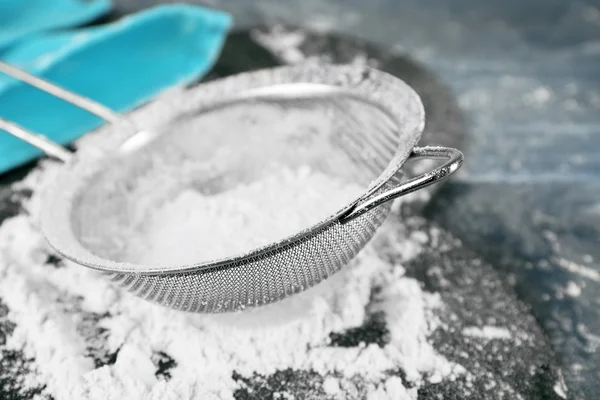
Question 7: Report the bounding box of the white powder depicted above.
[125,166,362,265]
[0,98,463,400]
[563,281,582,298]
[462,326,512,341]
[322,376,341,396]
[553,375,568,399]
[252,27,309,64]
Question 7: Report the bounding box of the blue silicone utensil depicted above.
[0,0,111,50]
[0,4,231,173]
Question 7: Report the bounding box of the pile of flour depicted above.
[125,166,363,265]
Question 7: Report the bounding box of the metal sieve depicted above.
[0,61,463,313]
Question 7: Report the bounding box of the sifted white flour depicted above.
[0,92,463,400]
[125,166,363,266]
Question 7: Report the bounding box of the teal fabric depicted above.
[0,0,111,50]
[0,4,231,173]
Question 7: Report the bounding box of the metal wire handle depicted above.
[0,60,125,162]
[340,146,463,223]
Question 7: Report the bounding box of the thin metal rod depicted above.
[0,117,72,163]
[0,61,122,124]
[339,146,464,223]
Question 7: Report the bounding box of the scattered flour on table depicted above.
[563,281,582,298]
[322,376,342,396]
[462,326,512,341]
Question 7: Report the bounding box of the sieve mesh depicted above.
[107,202,389,312]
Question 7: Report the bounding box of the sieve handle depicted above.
[0,117,73,162]
[339,146,464,223]
[0,61,124,163]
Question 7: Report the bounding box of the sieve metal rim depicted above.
[0,62,461,276]
[46,64,425,275]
